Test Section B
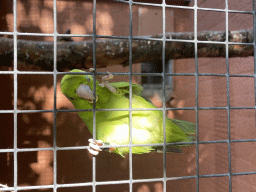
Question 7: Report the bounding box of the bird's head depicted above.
[61,69,97,104]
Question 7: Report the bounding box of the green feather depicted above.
[171,119,196,135]
[109,82,143,96]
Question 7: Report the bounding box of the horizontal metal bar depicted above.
[1,71,255,79]
[2,170,255,191]
[0,106,255,114]
[0,138,254,153]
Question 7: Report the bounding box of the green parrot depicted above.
[60,69,196,157]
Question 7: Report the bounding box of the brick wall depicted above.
[0,0,255,191]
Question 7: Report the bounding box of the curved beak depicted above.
[76,84,96,102]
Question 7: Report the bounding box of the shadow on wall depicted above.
[2,1,133,41]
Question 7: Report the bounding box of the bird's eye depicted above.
[68,96,75,100]
[86,76,90,83]
[64,94,75,100]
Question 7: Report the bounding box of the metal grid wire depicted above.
[0,0,256,191]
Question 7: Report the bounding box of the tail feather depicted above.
[154,145,183,153]
[171,119,196,135]
[171,119,196,150]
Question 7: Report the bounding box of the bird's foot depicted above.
[100,81,117,93]
[88,139,117,155]
[101,71,113,81]
[88,69,117,93]
[89,68,113,81]
[88,139,103,156]
[99,72,117,93]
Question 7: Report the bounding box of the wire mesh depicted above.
[0,0,255,191]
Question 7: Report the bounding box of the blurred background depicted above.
[0,0,255,191]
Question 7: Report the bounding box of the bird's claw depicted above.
[88,69,117,94]
[99,71,117,93]
[102,71,113,81]
[88,139,103,156]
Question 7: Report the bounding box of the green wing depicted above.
[109,82,143,96]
